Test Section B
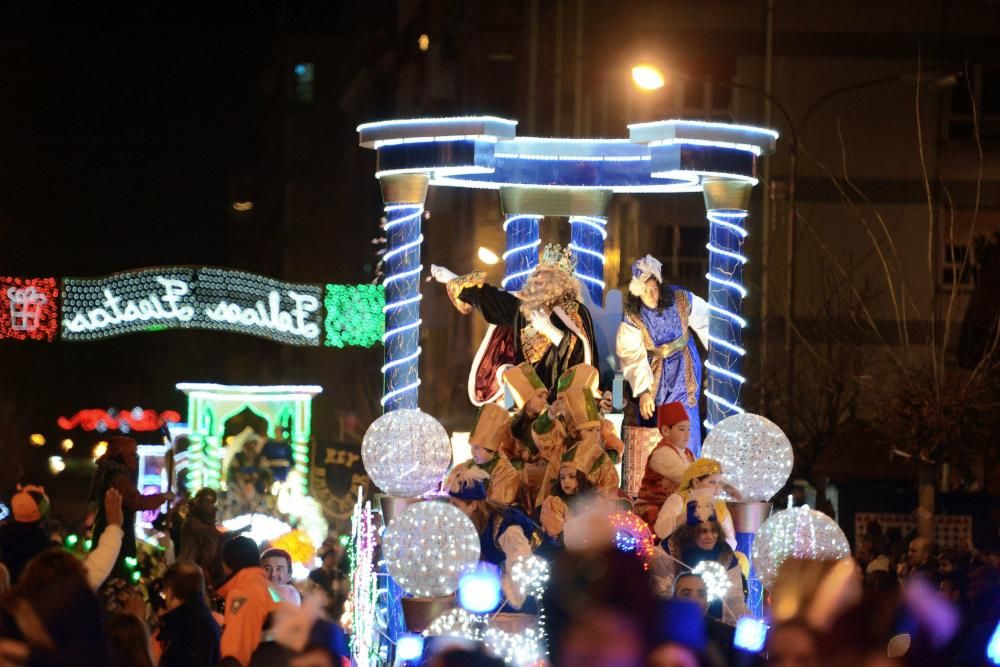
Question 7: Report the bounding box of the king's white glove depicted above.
[429,264,458,283]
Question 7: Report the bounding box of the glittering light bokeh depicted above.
[361,409,451,497]
[702,412,793,501]
[750,505,851,588]
[382,501,480,597]
[692,560,731,602]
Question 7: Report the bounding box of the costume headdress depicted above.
[538,243,578,274]
[628,254,663,297]
[560,440,605,476]
[502,362,546,410]
[555,364,602,431]
[680,458,723,491]
[469,403,509,452]
[657,401,689,428]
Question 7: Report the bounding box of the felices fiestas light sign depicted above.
[61,267,324,346]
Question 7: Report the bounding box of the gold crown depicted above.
[539,243,577,273]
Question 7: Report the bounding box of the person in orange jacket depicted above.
[217,536,280,667]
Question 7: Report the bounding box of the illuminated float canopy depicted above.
[357,116,776,192]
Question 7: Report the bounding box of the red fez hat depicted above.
[657,402,689,428]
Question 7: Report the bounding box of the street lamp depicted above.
[632,64,665,91]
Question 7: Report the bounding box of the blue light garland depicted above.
[704,210,749,430]
[569,216,607,305]
[501,214,542,291]
[381,204,424,411]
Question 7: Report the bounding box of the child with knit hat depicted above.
[633,402,695,530]
[653,458,736,550]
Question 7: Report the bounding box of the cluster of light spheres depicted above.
[750,505,851,588]
[382,501,480,597]
[702,413,793,501]
[361,409,451,497]
[692,560,731,602]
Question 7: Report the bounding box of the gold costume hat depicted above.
[555,364,601,430]
[503,362,546,409]
[680,458,723,491]
[469,403,510,452]
[560,440,605,475]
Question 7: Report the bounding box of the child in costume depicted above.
[633,402,695,529]
[539,452,598,540]
[449,403,521,507]
[532,364,623,508]
[498,362,550,508]
[445,467,544,610]
[654,458,736,549]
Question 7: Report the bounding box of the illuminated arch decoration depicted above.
[357,116,777,421]
[176,383,322,495]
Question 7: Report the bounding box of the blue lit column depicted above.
[501,214,542,291]
[729,501,771,619]
[379,174,429,412]
[569,216,608,306]
[702,179,753,430]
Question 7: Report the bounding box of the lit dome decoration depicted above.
[702,413,793,501]
[750,505,851,588]
[609,511,655,567]
[362,409,452,498]
[382,501,480,597]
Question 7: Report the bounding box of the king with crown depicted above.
[431,244,598,403]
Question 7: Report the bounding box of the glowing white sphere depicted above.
[383,501,481,597]
[692,560,731,602]
[702,413,793,501]
[362,409,451,498]
[750,505,851,588]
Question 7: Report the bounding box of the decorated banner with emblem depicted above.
[310,440,368,524]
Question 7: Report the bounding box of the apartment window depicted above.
[947,64,1000,140]
[941,241,975,288]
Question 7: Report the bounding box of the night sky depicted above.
[0,3,390,500]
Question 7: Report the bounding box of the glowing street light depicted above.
[61,438,74,452]
[30,434,46,447]
[632,64,665,91]
[92,441,108,459]
[477,246,500,265]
